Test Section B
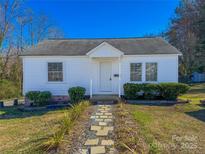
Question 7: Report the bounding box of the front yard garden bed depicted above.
[125,99,189,106]
[113,102,149,153]
[0,101,91,153]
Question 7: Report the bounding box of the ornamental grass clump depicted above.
[42,101,90,151]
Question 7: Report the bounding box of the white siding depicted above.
[22,54,179,96]
[120,54,178,94]
[23,57,91,95]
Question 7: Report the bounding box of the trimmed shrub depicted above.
[0,80,20,100]
[124,83,144,99]
[143,83,161,100]
[38,91,52,106]
[123,82,190,100]
[68,86,86,103]
[159,83,190,100]
[25,91,52,106]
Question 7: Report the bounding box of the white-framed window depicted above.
[146,62,157,81]
[48,62,63,82]
[130,63,142,81]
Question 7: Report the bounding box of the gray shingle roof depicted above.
[21,37,181,56]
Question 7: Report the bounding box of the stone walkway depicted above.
[79,102,116,154]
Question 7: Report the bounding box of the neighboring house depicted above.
[21,37,181,99]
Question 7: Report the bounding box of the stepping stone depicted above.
[99,110,108,113]
[104,126,114,131]
[80,149,88,154]
[90,146,105,154]
[90,116,99,119]
[105,105,111,107]
[100,115,108,118]
[91,125,101,131]
[99,122,107,126]
[85,138,99,145]
[98,105,105,107]
[98,109,109,111]
[104,119,112,122]
[96,129,109,136]
[95,119,104,122]
[104,113,112,116]
[101,139,114,145]
[96,113,103,116]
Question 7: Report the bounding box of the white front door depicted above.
[100,62,112,92]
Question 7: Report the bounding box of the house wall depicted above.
[22,54,178,96]
[120,54,178,94]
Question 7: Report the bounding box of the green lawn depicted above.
[0,107,67,153]
[129,83,205,153]
[179,83,205,104]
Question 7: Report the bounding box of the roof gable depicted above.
[86,42,124,57]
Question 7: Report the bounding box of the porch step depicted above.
[90,95,120,103]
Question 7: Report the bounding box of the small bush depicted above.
[123,82,190,100]
[143,83,160,100]
[38,91,52,106]
[68,86,86,103]
[0,80,20,100]
[159,83,190,100]
[124,83,144,99]
[25,91,52,106]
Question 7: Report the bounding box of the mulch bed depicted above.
[113,102,149,154]
[58,105,95,153]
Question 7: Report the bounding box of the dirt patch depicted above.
[113,102,149,154]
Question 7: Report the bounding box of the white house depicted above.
[21,37,181,99]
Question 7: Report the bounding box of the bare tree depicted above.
[0,0,22,79]
[0,0,22,47]
[0,0,64,96]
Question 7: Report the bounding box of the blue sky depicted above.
[26,0,180,38]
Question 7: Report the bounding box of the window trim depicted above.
[145,62,158,82]
[47,62,65,83]
[130,63,142,82]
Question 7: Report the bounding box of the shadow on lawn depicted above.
[186,108,205,122]
[0,106,66,120]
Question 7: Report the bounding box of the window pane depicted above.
[48,62,63,82]
[130,63,142,81]
[146,63,157,81]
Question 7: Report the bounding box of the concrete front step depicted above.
[90,95,120,104]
